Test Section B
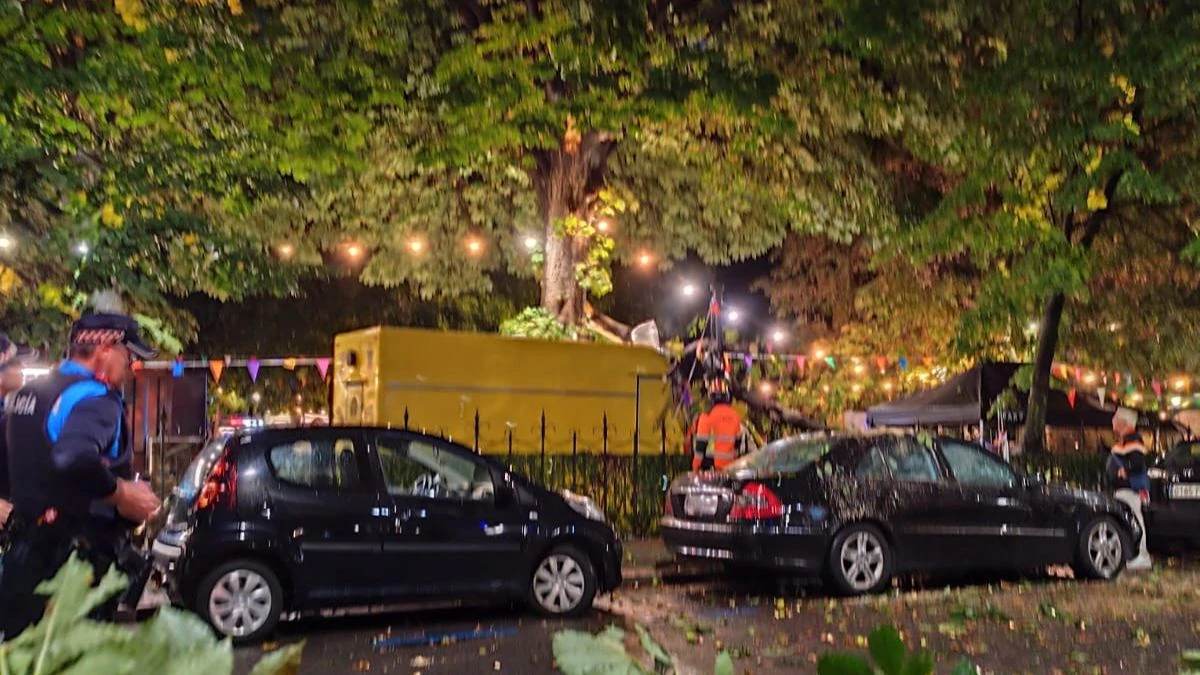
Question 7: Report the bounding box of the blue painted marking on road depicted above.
[697,606,760,620]
[372,626,519,649]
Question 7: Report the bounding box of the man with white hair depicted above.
[1108,407,1152,570]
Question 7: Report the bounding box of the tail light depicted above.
[195,452,236,512]
[1139,489,1150,504]
[730,482,783,520]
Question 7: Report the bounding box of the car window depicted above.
[723,436,832,475]
[940,440,1017,487]
[268,435,361,490]
[877,437,940,483]
[854,446,890,480]
[376,435,494,501]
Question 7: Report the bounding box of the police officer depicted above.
[0,333,36,530]
[692,379,743,471]
[0,313,161,639]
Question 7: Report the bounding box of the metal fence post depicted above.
[403,407,410,431]
[540,411,547,485]
[633,378,641,535]
[473,410,480,454]
[507,427,513,467]
[601,413,609,522]
[571,431,578,493]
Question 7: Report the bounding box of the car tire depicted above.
[1073,516,1128,581]
[826,523,892,596]
[195,559,284,644]
[528,545,598,617]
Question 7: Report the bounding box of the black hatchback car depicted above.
[152,427,621,642]
[661,433,1142,595]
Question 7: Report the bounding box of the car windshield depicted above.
[177,435,231,500]
[724,435,832,475]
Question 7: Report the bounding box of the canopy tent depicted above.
[866,362,1163,430]
[866,363,1020,427]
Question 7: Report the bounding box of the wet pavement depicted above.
[232,604,617,674]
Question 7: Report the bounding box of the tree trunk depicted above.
[539,192,581,324]
[533,132,615,326]
[1024,292,1066,454]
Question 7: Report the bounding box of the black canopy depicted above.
[866,363,1020,427]
[867,362,1158,429]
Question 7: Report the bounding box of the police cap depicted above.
[69,313,158,359]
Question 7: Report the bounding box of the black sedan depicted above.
[1146,440,1200,549]
[661,432,1142,594]
[152,427,621,642]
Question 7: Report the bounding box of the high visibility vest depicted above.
[696,403,742,469]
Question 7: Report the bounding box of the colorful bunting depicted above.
[824,356,836,369]
[796,355,807,374]
[283,357,297,371]
[875,355,887,372]
[1153,380,1163,397]
[248,357,261,383]
[1067,388,1077,408]
[209,359,224,383]
[898,357,908,371]
[316,357,331,380]
[171,358,184,379]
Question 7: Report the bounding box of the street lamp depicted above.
[770,329,786,344]
[0,234,12,250]
[277,243,295,259]
[75,241,89,256]
[406,238,424,254]
[680,282,697,298]
[344,242,364,260]
[466,237,484,257]
[636,251,654,269]
[595,219,610,233]
[726,309,741,324]
[523,236,539,251]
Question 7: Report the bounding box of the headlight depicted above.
[1148,467,1167,480]
[561,489,606,523]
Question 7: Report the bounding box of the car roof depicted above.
[231,425,479,450]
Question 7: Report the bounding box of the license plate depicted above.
[684,493,720,517]
[1170,483,1200,500]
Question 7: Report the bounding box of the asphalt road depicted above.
[232,604,617,675]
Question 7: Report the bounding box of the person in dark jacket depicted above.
[0,313,161,639]
[0,333,35,530]
[1108,407,1152,570]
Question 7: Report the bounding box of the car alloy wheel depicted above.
[533,553,587,613]
[838,529,886,593]
[208,568,274,638]
[1086,520,1124,578]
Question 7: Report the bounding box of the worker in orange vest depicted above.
[692,385,743,471]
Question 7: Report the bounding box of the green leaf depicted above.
[902,649,936,675]
[552,626,651,675]
[948,658,978,675]
[250,642,306,675]
[868,625,905,675]
[714,650,734,675]
[634,625,672,668]
[817,653,874,675]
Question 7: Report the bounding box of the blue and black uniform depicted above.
[0,362,133,636]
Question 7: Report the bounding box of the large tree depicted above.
[838,0,1200,450]
[280,0,920,327]
[0,0,348,350]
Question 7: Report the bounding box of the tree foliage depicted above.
[831,0,1200,443]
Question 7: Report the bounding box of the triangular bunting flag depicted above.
[1097,387,1106,402]
[1114,372,1121,386]
[824,356,836,369]
[283,357,297,371]
[1068,388,1077,408]
[898,357,908,371]
[1153,380,1163,397]
[796,355,806,375]
[875,355,887,372]
[316,357,331,379]
[209,359,224,383]
[171,358,184,379]
[248,357,261,383]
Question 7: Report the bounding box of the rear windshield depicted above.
[177,435,231,501]
[724,435,832,475]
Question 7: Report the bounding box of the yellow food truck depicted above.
[331,327,684,456]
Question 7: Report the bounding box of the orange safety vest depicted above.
[693,403,742,470]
